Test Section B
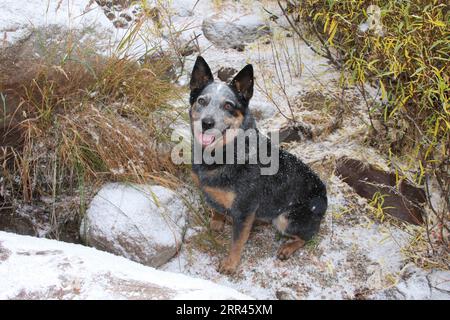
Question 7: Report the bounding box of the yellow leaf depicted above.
[428,19,446,27]
[380,80,387,100]
[324,15,330,33]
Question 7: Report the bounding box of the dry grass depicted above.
[0,27,187,238]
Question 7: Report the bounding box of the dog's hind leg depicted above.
[210,211,226,232]
[273,214,306,260]
[218,212,255,274]
[273,203,323,260]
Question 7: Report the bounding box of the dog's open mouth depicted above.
[195,128,230,147]
[198,133,216,146]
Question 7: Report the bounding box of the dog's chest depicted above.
[191,169,237,212]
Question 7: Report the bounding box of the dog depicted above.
[189,56,327,274]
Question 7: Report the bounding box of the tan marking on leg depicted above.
[277,236,305,261]
[203,186,236,209]
[219,212,256,274]
[210,211,226,232]
[273,213,289,233]
[191,172,200,187]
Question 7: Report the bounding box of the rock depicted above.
[373,264,450,300]
[120,12,133,22]
[217,67,238,83]
[0,194,81,243]
[0,210,37,237]
[275,289,296,300]
[139,50,178,80]
[0,241,11,262]
[113,18,128,29]
[180,43,197,57]
[232,44,246,52]
[0,203,54,239]
[0,231,251,299]
[428,270,450,294]
[272,122,313,143]
[395,270,432,299]
[80,183,187,268]
[202,13,271,49]
[335,157,425,225]
[105,11,116,21]
[171,0,195,18]
[248,100,276,120]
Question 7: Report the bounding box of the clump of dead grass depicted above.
[0,29,185,238]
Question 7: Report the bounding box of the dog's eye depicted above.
[197,97,206,105]
[224,103,234,111]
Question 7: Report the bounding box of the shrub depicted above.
[278,0,449,265]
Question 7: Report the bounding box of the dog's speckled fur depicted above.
[189,56,327,274]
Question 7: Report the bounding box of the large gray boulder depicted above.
[80,183,187,268]
[202,13,271,49]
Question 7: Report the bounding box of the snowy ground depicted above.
[148,0,449,299]
[0,231,250,299]
[0,0,449,300]
[1,0,114,46]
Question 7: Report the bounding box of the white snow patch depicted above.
[0,0,119,46]
[0,231,252,299]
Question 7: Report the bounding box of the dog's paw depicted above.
[276,248,291,261]
[277,238,305,260]
[210,219,225,232]
[217,257,238,275]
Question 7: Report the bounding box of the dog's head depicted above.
[189,56,254,148]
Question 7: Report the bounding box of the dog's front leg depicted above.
[218,211,255,274]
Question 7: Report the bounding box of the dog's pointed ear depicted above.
[230,64,254,101]
[190,56,214,92]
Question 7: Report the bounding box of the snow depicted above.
[162,193,415,299]
[0,231,252,299]
[0,0,116,45]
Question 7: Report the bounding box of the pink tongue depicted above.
[199,133,215,146]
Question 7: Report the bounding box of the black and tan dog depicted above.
[189,56,327,274]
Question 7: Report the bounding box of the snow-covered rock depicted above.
[202,13,271,49]
[80,183,187,268]
[373,264,450,300]
[250,100,277,120]
[0,231,251,299]
[0,0,115,47]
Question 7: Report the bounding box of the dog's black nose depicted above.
[202,118,215,131]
